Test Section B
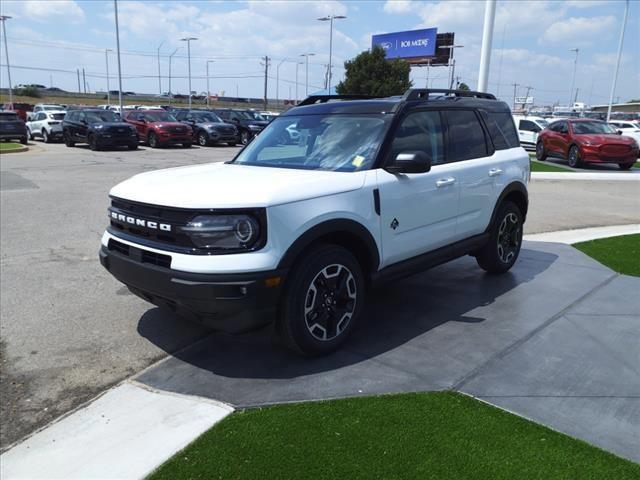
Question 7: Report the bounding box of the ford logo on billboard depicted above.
[372,28,438,59]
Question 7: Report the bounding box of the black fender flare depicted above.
[487,181,529,231]
[277,219,380,273]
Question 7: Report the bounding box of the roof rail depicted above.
[297,94,380,106]
[402,89,497,101]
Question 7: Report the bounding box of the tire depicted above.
[567,145,581,168]
[197,131,209,146]
[64,132,75,147]
[619,162,634,170]
[475,201,523,274]
[42,129,50,143]
[535,140,547,161]
[88,134,100,151]
[182,142,192,148]
[27,127,34,141]
[148,131,159,148]
[20,136,28,145]
[277,244,365,356]
[240,130,250,145]
[128,143,138,150]
[227,142,236,147]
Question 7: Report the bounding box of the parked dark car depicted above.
[62,109,138,150]
[173,109,238,146]
[124,110,192,148]
[0,111,28,144]
[212,108,268,145]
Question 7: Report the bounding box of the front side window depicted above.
[572,121,616,135]
[388,111,444,165]
[36,112,47,121]
[445,110,488,161]
[233,114,392,172]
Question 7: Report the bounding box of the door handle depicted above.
[436,177,456,188]
[488,168,503,177]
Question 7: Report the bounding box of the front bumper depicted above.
[157,132,192,144]
[100,242,286,333]
[580,145,639,164]
[97,134,138,147]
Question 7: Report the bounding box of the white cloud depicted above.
[539,15,616,45]
[383,1,414,14]
[21,0,85,23]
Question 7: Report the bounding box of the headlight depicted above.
[94,124,104,129]
[181,214,261,250]
[248,124,261,130]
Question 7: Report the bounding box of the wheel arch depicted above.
[487,181,528,230]
[277,219,380,283]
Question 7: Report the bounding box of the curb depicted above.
[531,171,640,181]
[524,224,640,244]
[0,145,29,154]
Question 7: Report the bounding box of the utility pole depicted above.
[573,88,580,104]
[568,47,579,107]
[523,85,533,108]
[300,53,315,97]
[77,68,81,93]
[105,49,112,105]
[0,15,13,104]
[157,40,164,96]
[82,68,87,93]
[607,0,629,122]
[114,0,124,114]
[168,47,180,105]
[180,37,197,108]
[477,0,496,92]
[262,56,270,110]
[512,83,519,111]
[206,60,214,108]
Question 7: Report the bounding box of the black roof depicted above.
[282,89,511,116]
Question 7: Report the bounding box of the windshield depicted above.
[85,111,119,123]
[233,114,391,172]
[572,121,616,134]
[536,119,549,128]
[51,113,66,120]
[143,111,176,122]
[43,105,63,111]
[245,111,266,121]
[192,112,222,123]
[0,113,19,122]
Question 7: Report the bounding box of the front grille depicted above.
[168,126,187,134]
[219,126,235,134]
[108,238,171,268]
[108,126,132,137]
[600,144,631,156]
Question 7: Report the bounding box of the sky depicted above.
[1,0,638,107]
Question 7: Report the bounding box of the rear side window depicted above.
[445,110,488,161]
[388,111,445,165]
[480,111,519,150]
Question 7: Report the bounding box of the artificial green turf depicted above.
[0,142,25,152]
[574,234,640,277]
[529,159,574,173]
[148,392,639,480]
[633,162,640,169]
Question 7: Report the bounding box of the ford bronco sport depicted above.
[100,89,529,356]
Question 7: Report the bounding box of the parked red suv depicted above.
[124,110,192,148]
[536,119,639,170]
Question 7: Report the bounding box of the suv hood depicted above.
[196,121,231,129]
[149,121,189,129]
[576,134,637,145]
[90,121,133,128]
[110,163,366,209]
[241,120,268,128]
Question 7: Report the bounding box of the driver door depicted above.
[376,110,460,267]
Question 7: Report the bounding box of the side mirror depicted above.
[617,130,623,135]
[385,151,431,174]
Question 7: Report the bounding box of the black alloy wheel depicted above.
[536,140,547,161]
[197,131,209,146]
[568,145,581,168]
[148,131,159,148]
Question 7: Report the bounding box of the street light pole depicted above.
[318,15,346,92]
[157,40,164,96]
[0,15,13,105]
[568,47,579,107]
[206,60,214,108]
[276,59,286,105]
[168,47,180,105]
[607,0,629,122]
[300,53,315,97]
[477,0,496,92]
[295,61,301,104]
[105,49,113,105]
[113,0,124,114]
[180,37,197,108]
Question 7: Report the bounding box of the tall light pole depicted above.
[180,37,197,108]
[206,60,214,108]
[607,0,629,122]
[105,49,113,105]
[295,61,303,104]
[568,47,579,107]
[157,40,164,96]
[276,59,286,105]
[168,47,180,105]
[477,0,496,93]
[317,14,346,92]
[0,15,13,104]
[113,0,124,114]
[441,45,463,89]
[300,53,315,97]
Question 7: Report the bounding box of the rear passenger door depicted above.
[376,110,460,267]
[444,109,497,239]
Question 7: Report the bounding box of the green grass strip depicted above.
[0,142,25,152]
[530,159,574,172]
[574,234,640,277]
[149,392,639,480]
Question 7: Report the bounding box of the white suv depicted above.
[26,110,66,143]
[100,89,529,355]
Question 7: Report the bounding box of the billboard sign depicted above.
[515,96,534,105]
[372,28,438,60]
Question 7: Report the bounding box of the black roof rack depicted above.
[297,94,381,106]
[402,88,496,101]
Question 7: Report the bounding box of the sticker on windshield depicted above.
[352,155,365,167]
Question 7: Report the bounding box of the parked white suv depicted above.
[513,115,548,151]
[609,120,640,146]
[26,110,66,143]
[100,89,529,355]
[26,104,65,122]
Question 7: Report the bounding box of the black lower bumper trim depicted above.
[100,245,286,333]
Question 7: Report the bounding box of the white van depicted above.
[513,115,549,150]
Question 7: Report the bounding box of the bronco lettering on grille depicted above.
[110,211,172,231]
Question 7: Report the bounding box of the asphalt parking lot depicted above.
[1,140,639,451]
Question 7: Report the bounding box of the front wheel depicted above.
[568,145,581,168]
[128,142,138,150]
[227,142,236,147]
[277,244,365,356]
[619,162,634,170]
[27,127,34,141]
[148,131,159,148]
[181,142,192,148]
[42,129,50,143]
[20,136,28,145]
[535,140,547,161]
[88,134,99,151]
[64,132,75,147]
[476,201,523,274]
[197,131,209,146]
[240,130,250,145]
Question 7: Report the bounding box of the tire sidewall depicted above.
[536,140,546,160]
[568,146,580,167]
[149,132,158,148]
[492,201,523,270]
[198,131,208,146]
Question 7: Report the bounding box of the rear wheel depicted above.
[197,131,209,146]
[535,140,547,161]
[148,131,159,148]
[277,244,365,356]
[64,132,75,147]
[568,145,581,168]
[20,136,28,145]
[27,127,34,140]
[42,129,50,143]
[128,142,138,150]
[476,201,523,274]
[619,162,634,170]
[240,130,250,145]
[88,134,100,151]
